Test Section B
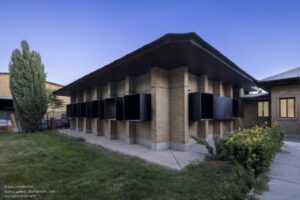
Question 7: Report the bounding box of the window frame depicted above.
[257,101,269,117]
[279,97,296,118]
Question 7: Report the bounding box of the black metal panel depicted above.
[124,94,140,120]
[66,104,72,117]
[124,93,151,121]
[103,97,123,120]
[213,96,233,120]
[86,102,93,118]
[116,97,124,120]
[91,100,98,118]
[79,102,87,118]
[104,98,116,119]
[189,92,201,121]
[140,93,151,121]
[98,100,104,119]
[72,104,78,117]
[232,99,244,118]
[189,92,213,121]
[77,103,82,118]
[201,93,214,119]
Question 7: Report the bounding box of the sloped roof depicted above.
[262,66,300,82]
[258,66,300,91]
[54,32,256,96]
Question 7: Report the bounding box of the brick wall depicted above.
[0,73,70,120]
[0,73,11,97]
[242,101,270,128]
[271,84,300,136]
[70,67,245,151]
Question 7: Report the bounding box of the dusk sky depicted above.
[0,0,299,85]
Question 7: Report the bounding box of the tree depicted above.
[46,89,65,129]
[47,89,65,113]
[9,40,48,132]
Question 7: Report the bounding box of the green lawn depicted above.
[0,132,253,200]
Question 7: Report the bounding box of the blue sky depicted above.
[0,0,299,85]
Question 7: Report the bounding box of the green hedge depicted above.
[215,123,283,175]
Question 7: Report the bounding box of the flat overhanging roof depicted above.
[54,33,256,96]
[242,93,270,102]
[0,96,12,100]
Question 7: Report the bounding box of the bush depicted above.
[266,122,284,151]
[219,123,283,175]
[196,123,283,175]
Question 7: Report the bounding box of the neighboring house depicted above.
[243,67,300,139]
[45,80,70,120]
[242,92,271,128]
[0,72,70,132]
[54,33,300,151]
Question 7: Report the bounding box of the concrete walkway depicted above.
[58,129,207,171]
[260,141,300,200]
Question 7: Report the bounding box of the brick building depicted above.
[54,33,254,151]
[0,72,70,132]
[243,67,300,140]
[55,33,300,150]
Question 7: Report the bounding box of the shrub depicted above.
[221,123,283,175]
[196,123,283,175]
[266,122,284,151]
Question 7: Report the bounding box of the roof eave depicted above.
[258,77,300,91]
[54,33,256,96]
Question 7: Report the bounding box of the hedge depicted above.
[216,122,283,175]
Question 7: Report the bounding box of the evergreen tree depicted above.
[9,40,48,132]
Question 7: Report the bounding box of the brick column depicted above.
[169,67,189,151]
[91,87,98,134]
[83,90,89,133]
[109,120,117,139]
[151,67,170,151]
[97,86,104,136]
[70,94,77,130]
[239,88,244,98]
[107,81,115,97]
[233,87,245,130]
[125,76,136,144]
[76,92,84,132]
[104,82,117,139]
[76,92,80,132]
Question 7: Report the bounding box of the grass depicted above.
[0,132,254,200]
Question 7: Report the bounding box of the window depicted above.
[280,98,295,118]
[258,101,269,117]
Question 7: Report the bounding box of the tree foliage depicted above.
[47,89,65,116]
[9,40,48,132]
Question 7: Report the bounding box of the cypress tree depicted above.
[9,40,48,132]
